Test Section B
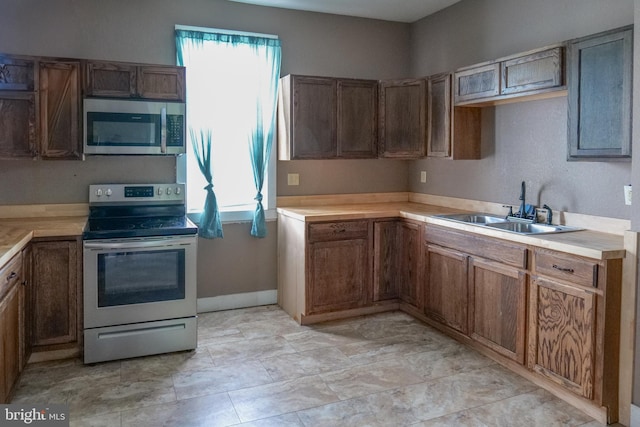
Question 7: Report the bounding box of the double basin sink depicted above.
[436,213,582,235]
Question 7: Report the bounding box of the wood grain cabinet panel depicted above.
[0,91,37,158]
[0,56,35,91]
[30,239,80,350]
[0,252,24,403]
[378,78,426,158]
[501,47,564,95]
[567,26,632,160]
[528,276,595,399]
[424,244,468,334]
[39,61,82,159]
[337,79,378,158]
[85,61,136,98]
[454,63,500,104]
[469,257,527,364]
[137,66,186,101]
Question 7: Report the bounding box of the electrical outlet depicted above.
[287,173,299,186]
[420,171,427,183]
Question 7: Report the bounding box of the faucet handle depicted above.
[542,204,553,225]
[502,205,514,218]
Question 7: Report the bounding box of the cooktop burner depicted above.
[83,183,198,240]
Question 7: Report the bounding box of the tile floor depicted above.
[12,305,615,426]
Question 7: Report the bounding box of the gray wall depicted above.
[0,0,411,298]
[409,0,634,219]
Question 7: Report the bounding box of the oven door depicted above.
[83,235,196,329]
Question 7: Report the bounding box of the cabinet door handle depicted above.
[552,264,574,273]
[7,272,17,281]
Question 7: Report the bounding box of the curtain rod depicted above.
[175,24,278,40]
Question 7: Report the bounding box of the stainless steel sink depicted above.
[435,213,508,225]
[435,213,582,235]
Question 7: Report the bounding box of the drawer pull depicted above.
[6,272,17,281]
[334,228,346,234]
[552,264,574,273]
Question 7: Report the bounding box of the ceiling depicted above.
[227,0,461,23]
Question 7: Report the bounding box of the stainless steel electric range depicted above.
[82,183,198,364]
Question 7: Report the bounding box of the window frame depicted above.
[175,24,279,224]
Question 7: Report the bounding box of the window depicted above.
[175,26,280,224]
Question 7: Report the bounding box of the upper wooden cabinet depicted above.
[39,61,82,159]
[86,61,186,101]
[454,45,565,106]
[277,75,377,160]
[0,57,35,91]
[378,78,426,158]
[427,72,481,159]
[567,26,632,160]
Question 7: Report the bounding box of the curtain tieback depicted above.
[204,183,214,191]
[254,192,263,202]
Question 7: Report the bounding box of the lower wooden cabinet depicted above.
[0,251,25,403]
[30,238,81,352]
[469,257,527,364]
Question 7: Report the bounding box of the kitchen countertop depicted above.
[277,202,625,260]
[0,216,87,267]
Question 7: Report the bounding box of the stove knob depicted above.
[96,188,103,197]
[157,187,164,196]
[105,188,112,197]
[175,187,181,195]
[167,187,172,195]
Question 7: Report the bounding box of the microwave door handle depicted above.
[161,107,167,153]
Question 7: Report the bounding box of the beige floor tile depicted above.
[69,411,122,427]
[235,412,304,426]
[228,375,340,423]
[260,346,354,381]
[119,347,213,381]
[206,335,297,365]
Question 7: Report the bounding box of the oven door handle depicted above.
[84,239,191,250]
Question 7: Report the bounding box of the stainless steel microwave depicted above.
[83,98,186,155]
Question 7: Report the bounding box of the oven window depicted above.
[97,249,185,307]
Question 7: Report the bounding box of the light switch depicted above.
[420,171,427,183]
[288,173,300,186]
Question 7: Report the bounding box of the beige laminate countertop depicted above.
[277,202,625,260]
[0,216,87,267]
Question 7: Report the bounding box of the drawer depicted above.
[533,248,598,288]
[425,225,527,269]
[308,220,369,242]
[0,252,23,300]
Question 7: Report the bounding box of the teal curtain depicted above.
[175,29,281,239]
[247,40,281,237]
[189,129,223,238]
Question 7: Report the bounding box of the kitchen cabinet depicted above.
[277,75,378,160]
[567,26,632,160]
[0,252,24,403]
[30,238,81,353]
[468,257,527,364]
[529,248,621,413]
[454,45,565,106]
[306,221,371,314]
[424,225,528,362]
[373,220,422,308]
[85,61,186,101]
[378,78,426,158]
[423,243,468,334]
[427,72,481,159]
[0,55,37,158]
[39,61,82,159]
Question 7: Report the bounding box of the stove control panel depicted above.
[89,184,186,204]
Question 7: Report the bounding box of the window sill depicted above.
[187,209,277,225]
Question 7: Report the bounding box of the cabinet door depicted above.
[469,257,527,364]
[337,79,377,158]
[31,240,79,348]
[501,47,564,95]
[0,92,36,158]
[528,276,595,399]
[137,66,186,101]
[567,26,632,159]
[379,79,426,158]
[86,61,137,98]
[424,244,468,334]
[427,73,451,157]
[291,76,337,159]
[307,237,369,314]
[0,56,35,91]
[398,221,422,308]
[373,221,399,302]
[39,61,81,159]
[454,63,500,104]
[1,284,21,401]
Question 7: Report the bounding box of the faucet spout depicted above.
[518,181,526,218]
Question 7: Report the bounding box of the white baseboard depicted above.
[631,404,640,427]
[197,290,277,313]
